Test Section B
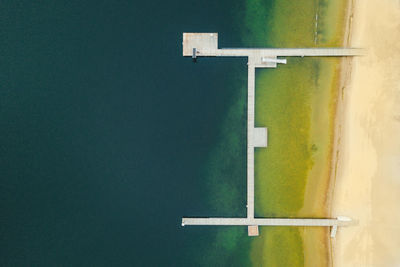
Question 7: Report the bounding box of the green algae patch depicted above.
[254,59,315,217]
[242,0,317,47]
[198,67,253,267]
[198,227,253,267]
[204,70,248,217]
[251,227,304,267]
[254,56,342,218]
[316,0,349,46]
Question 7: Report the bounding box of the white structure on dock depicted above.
[182,33,361,237]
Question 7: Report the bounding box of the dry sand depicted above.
[332,0,400,266]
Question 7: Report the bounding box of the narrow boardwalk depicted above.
[247,61,255,219]
[182,217,352,226]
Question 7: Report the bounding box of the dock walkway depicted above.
[182,217,352,227]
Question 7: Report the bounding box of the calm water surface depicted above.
[0,1,250,266]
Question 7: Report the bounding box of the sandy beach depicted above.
[332,0,400,266]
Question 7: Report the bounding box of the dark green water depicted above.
[0,1,252,266]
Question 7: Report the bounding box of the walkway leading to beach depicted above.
[182,33,361,237]
[182,217,351,226]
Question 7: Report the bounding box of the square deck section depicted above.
[253,127,268,147]
[183,33,218,56]
[248,225,259,236]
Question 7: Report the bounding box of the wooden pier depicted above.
[182,217,352,227]
[181,33,362,237]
